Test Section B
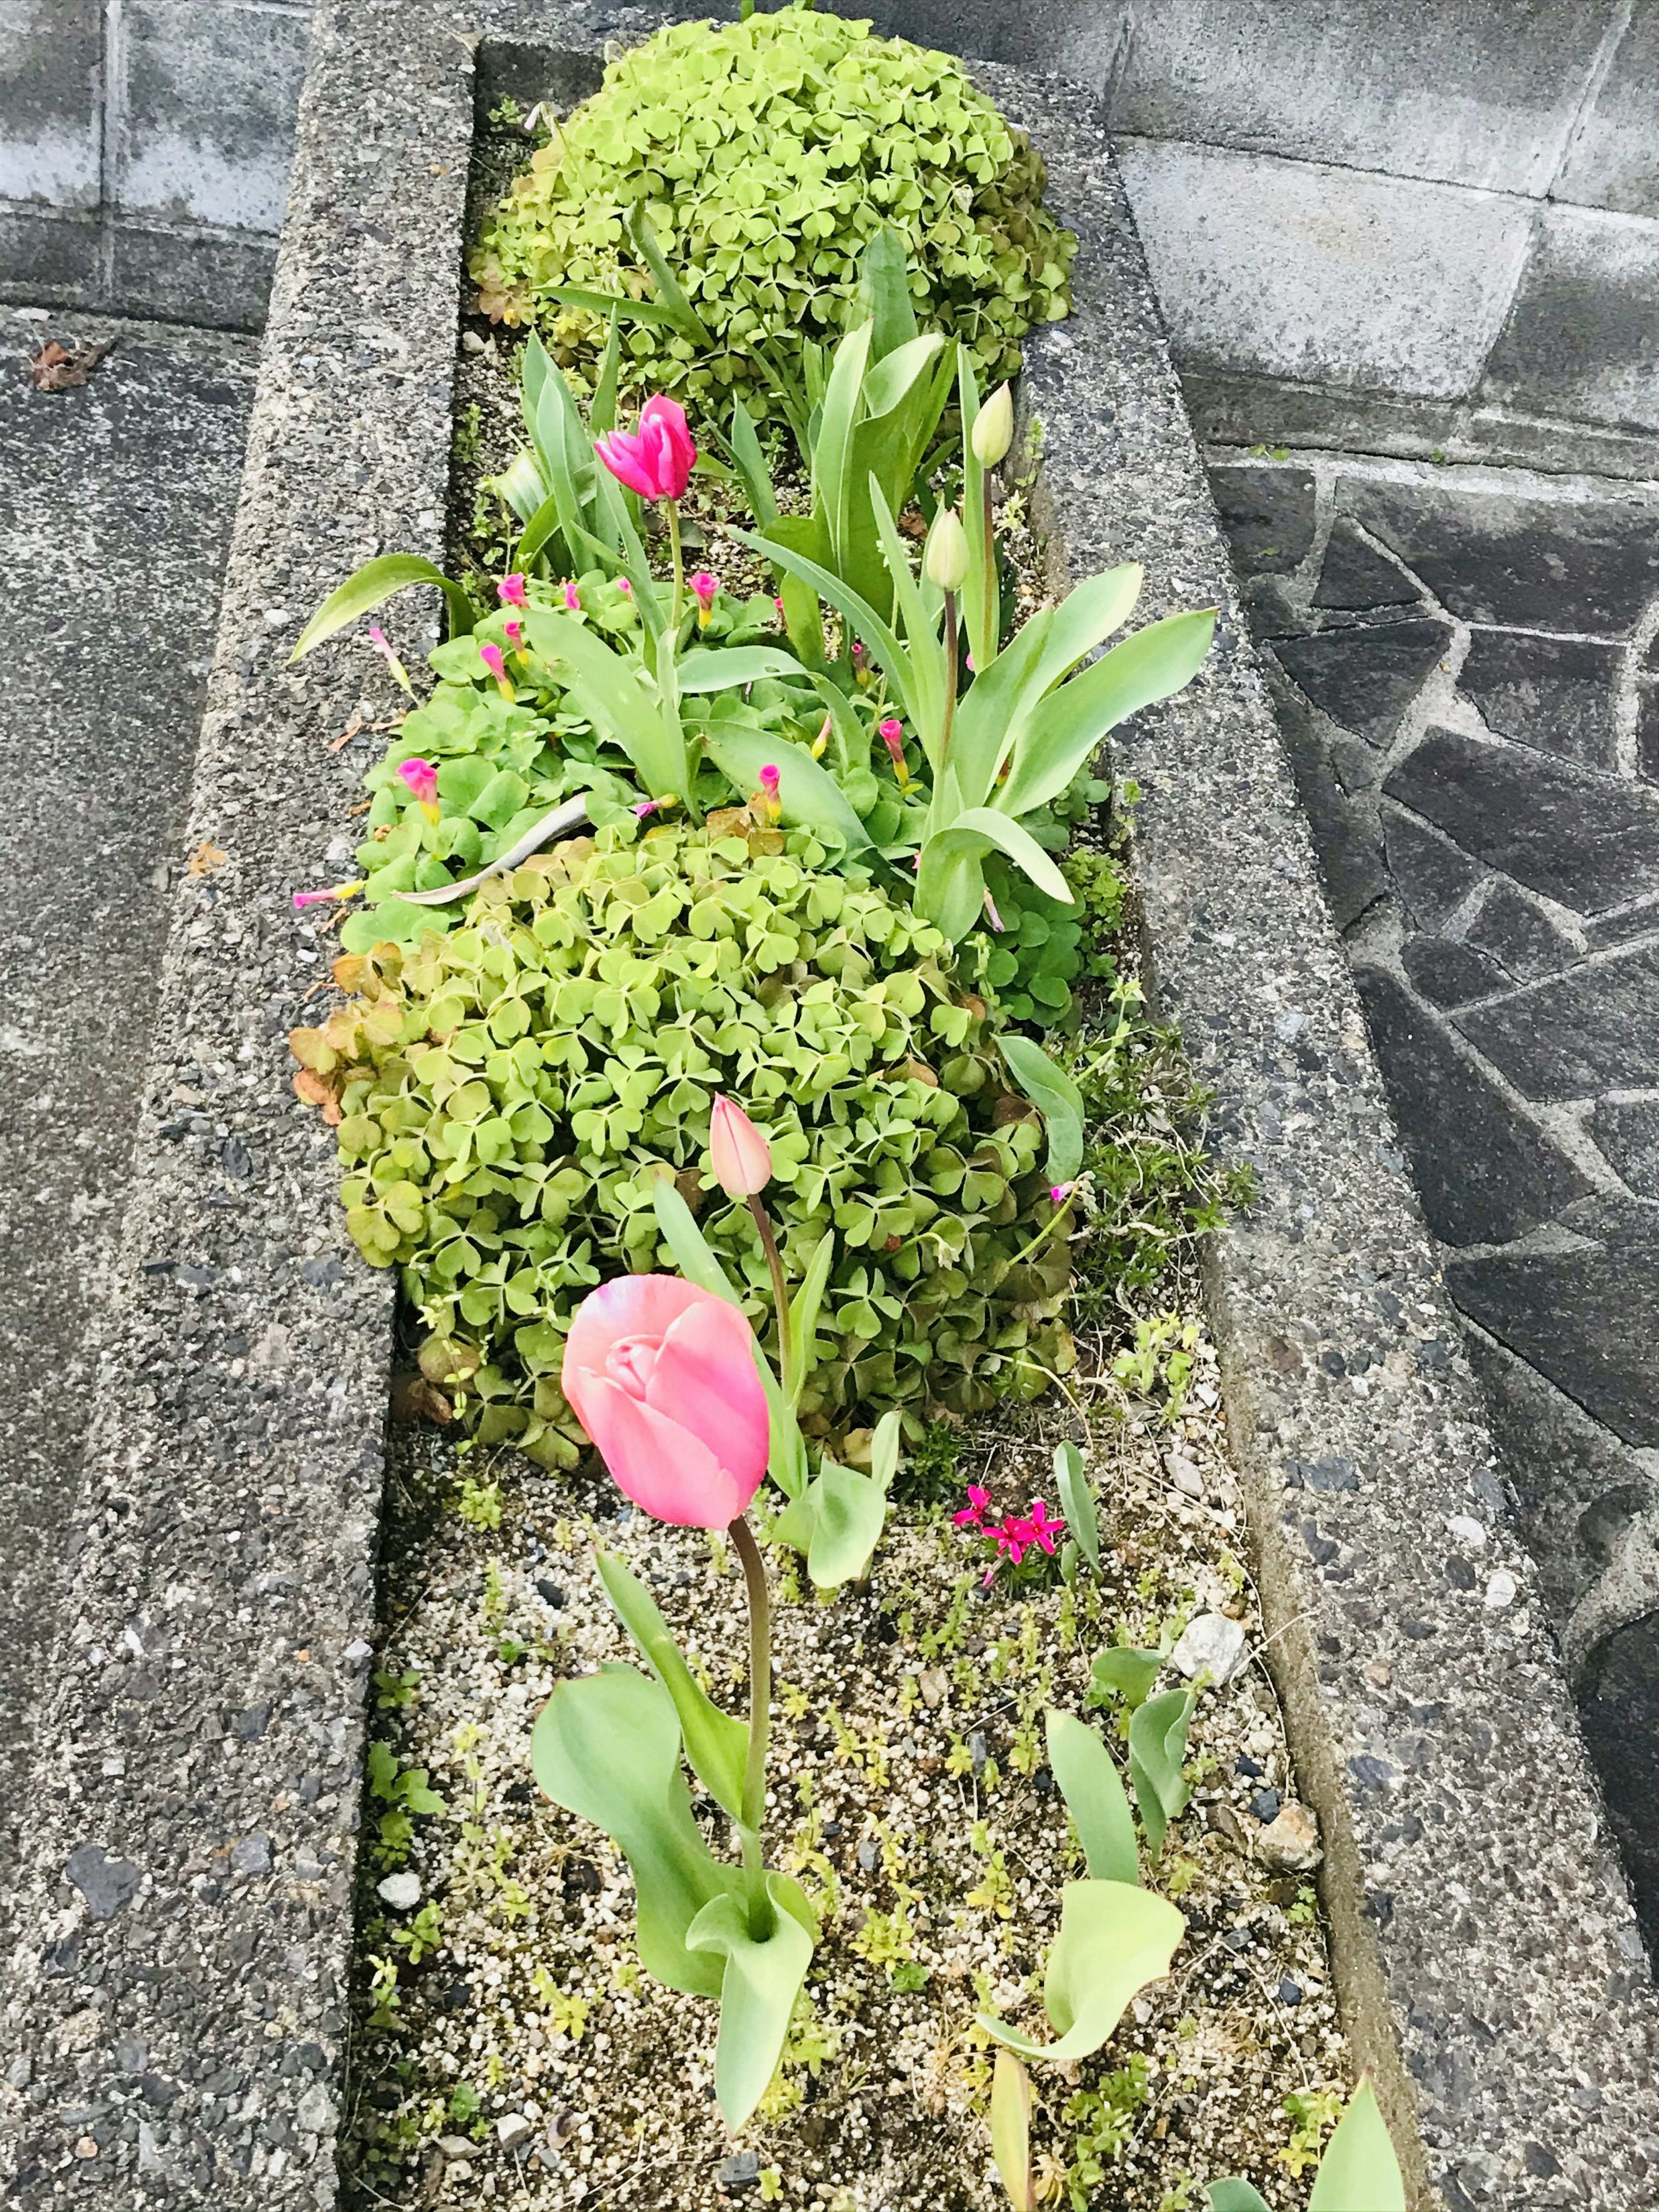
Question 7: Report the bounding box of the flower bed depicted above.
[277,21,1411,2211]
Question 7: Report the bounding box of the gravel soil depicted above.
[341,1284,1348,2212]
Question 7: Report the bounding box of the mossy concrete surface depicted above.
[0,5,1655,2209]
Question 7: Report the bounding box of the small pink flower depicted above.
[504,616,523,647]
[563,581,581,612]
[1023,1500,1065,1556]
[690,570,718,609]
[634,799,658,819]
[992,1513,1033,1567]
[1050,1180,1077,1206]
[852,639,871,686]
[983,888,1004,933]
[367,625,412,695]
[479,642,505,679]
[397,757,438,806]
[755,764,782,822]
[773,595,785,614]
[966,652,976,673]
[953,1485,994,1530]
[293,879,362,909]
[879,716,910,789]
[499,573,527,608]
[618,577,633,596]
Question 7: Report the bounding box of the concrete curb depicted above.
[3,5,1654,2207]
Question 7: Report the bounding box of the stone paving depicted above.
[1211,451,1659,1942]
[0,307,257,1875]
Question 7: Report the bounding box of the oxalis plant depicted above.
[533,1095,897,2129]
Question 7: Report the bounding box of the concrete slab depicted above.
[0,0,103,208]
[1105,0,1618,198]
[1481,203,1659,435]
[1115,138,1535,401]
[0,307,257,1862]
[1553,0,1659,219]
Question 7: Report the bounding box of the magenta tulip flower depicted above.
[594,394,696,502]
[561,1277,770,1529]
[709,1095,772,1199]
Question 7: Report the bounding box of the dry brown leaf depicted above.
[28,336,114,391]
[188,840,227,877]
[291,1069,341,1123]
[391,1375,454,1426]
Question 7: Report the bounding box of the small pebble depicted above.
[718,2148,762,2190]
[1249,1789,1281,1824]
[496,2113,534,2153]
[1171,1612,1248,1685]
[1278,1978,1302,2006]
[1168,1452,1205,1499]
[1254,1801,1323,1873]
[1485,1568,1518,1609]
[1235,1754,1264,1779]
[378,1871,422,1911]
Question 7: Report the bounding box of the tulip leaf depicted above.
[772,1457,889,1590]
[675,647,806,694]
[686,1875,817,2129]
[995,609,1216,822]
[543,282,686,328]
[734,526,912,722]
[525,607,690,803]
[1207,2184,1272,2212]
[650,1178,807,1501]
[290,555,478,661]
[924,809,1074,917]
[594,1551,748,1822]
[958,350,996,678]
[530,1665,739,1998]
[1309,2078,1405,2212]
[1128,1685,1196,1858]
[720,401,779,527]
[869,1407,902,1494]
[1090,1646,1163,1712]
[700,717,872,854]
[1054,1441,1099,1573]
[997,1035,1085,1184]
[1046,1711,1139,1886]
[990,2050,1034,2212]
[625,203,715,348]
[784,1230,837,1403]
[977,1878,1184,2064]
[857,225,919,363]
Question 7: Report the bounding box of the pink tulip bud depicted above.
[594,394,696,502]
[563,581,581,612]
[397,756,439,807]
[561,1276,769,1528]
[498,573,528,608]
[709,1094,773,1199]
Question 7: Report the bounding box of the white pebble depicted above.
[1447,1515,1487,1549]
[377,1871,422,1910]
[1484,1569,1518,1609]
[1171,1612,1249,1685]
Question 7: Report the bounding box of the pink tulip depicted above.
[594,394,696,502]
[561,1276,769,1529]
[499,573,527,608]
[755,763,782,825]
[709,1095,772,1199]
[397,757,438,806]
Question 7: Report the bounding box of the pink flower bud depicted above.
[479,642,505,679]
[503,617,523,647]
[633,799,658,819]
[618,577,633,596]
[498,573,528,608]
[709,1095,772,1198]
[755,762,782,823]
[1050,1181,1077,1206]
[983,888,1004,933]
[397,757,439,806]
[690,570,718,608]
[367,625,412,695]
[563,581,580,612]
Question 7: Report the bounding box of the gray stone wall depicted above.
[0,0,314,330]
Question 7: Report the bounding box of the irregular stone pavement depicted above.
[1211,452,1659,1944]
[0,308,257,1875]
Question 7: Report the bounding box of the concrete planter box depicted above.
[3,4,1655,2206]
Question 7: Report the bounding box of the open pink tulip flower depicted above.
[561,1276,769,1529]
[709,1095,772,1198]
[594,394,696,502]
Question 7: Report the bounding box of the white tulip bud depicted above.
[970,382,1014,468]
[924,507,970,593]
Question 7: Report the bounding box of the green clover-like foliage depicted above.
[292,822,1074,1469]
[470,10,1076,425]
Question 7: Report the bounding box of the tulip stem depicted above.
[730,1512,776,1942]
[748,1194,794,1389]
[666,498,685,646]
[938,590,959,772]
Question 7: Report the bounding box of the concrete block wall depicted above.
[0,0,314,331]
